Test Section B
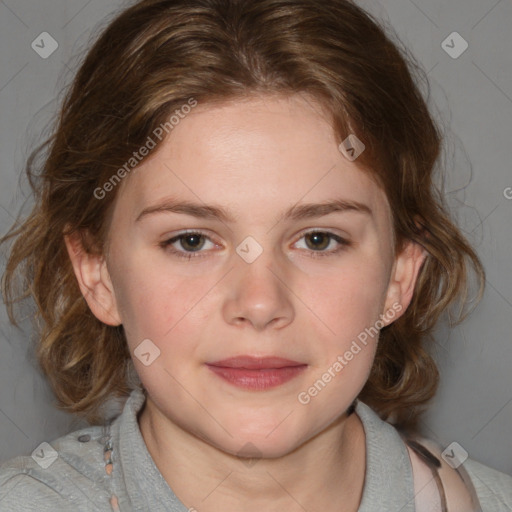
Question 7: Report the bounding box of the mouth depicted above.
[205,356,307,390]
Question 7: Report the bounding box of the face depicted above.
[69,93,423,458]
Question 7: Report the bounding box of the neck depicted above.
[139,397,366,512]
[138,397,366,512]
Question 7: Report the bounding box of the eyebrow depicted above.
[135,197,372,223]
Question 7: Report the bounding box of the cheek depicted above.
[125,278,202,340]
[303,256,390,340]
[116,274,227,388]
[108,249,205,345]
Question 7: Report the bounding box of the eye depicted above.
[159,229,351,261]
[294,230,351,258]
[159,231,217,260]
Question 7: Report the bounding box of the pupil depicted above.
[308,232,328,250]
[183,234,203,251]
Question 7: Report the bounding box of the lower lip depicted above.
[206,365,307,390]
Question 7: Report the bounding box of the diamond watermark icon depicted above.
[236,236,263,264]
[134,338,161,366]
[31,32,59,59]
[237,441,263,468]
[339,134,365,161]
[441,32,468,59]
[31,442,58,469]
[441,441,468,469]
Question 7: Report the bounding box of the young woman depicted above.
[1,0,510,510]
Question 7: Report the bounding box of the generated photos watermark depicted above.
[297,302,403,405]
[94,97,198,200]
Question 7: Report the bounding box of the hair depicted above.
[1,0,484,431]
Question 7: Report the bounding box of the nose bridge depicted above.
[234,233,282,298]
[223,233,294,329]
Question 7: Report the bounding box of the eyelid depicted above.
[160,228,220,249]
[294,226,349,239]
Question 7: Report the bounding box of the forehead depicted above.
[114,94,391,228]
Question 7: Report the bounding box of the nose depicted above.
[221,244,295,331]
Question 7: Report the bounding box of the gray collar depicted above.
[355,399,415,511]
[110,388,414,511]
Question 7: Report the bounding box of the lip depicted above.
[205,356,307,390]
[207,356,305,370]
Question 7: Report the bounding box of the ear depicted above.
[381,240,427,326]
[64,231,122,326]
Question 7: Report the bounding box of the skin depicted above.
[65,93,426,512]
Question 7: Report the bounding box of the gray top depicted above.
[1,387,511,511]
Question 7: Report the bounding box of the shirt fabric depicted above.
[1,387,511,511]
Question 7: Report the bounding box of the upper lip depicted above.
[206,356,306,370]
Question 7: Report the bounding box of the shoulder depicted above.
[0,425,113,512]
[414,437,512,512]
[464,457,512,507]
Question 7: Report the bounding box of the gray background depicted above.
[0,0,511,475]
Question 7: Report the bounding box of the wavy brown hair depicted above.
[1,0,484,430]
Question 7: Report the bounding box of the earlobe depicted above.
[64,231,122,326]
[382,240,427,325]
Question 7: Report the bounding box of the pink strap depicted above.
[407,442,446,512]
[405,438,483,512]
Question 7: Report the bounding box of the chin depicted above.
[203,420,310,461]
[220,436,301,461]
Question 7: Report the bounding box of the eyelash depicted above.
[159,229,351,261]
